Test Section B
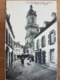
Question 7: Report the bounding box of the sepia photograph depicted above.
[5,0,58,80]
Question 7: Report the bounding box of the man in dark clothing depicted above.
[21,57,24,66]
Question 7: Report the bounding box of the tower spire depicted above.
[27,5,37,17]
[30,5,33,10]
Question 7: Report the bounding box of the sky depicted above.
[6,1,57,45]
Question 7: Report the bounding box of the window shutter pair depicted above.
[48,30,56,45]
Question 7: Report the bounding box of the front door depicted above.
[35,52,37,62]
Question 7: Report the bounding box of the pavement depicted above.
[6,59,57,80]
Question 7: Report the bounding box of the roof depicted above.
[44,21,50,26]
[6,13,15,38]
[14,42,24,48]
[27,5,37,17]
[21,45,24,48]
[34,17,57,39]
[14,42,20,46]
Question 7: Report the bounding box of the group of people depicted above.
[20,54,34,66]
[20,57,32,66]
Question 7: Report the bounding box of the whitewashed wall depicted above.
[5,20,15,68]
[34,21,58,69]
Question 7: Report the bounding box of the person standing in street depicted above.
[21,57,24,66]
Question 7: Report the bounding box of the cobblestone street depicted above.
[6,59,57,80]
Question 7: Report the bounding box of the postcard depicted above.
[5,0,58,80]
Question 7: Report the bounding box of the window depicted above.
[41,36,46,47]
[50,49,55,63]
[6,29,8,44]
[36,39,39,49]
[8,34,10,46]
[10,38,12,47]
[12,40,13,48]
[48,30,56,45]
[32,17,34,23]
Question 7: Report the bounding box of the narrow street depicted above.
[6,59,57,80]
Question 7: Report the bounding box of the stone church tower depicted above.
[25,5,39,55]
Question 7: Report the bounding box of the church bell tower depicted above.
[25,5,39,55]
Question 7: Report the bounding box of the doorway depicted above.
[35,49,41,63]
[41,50,46,64]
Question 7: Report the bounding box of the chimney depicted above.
[44,21,50,27]
[51,12,56,18]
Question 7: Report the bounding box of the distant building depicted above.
[25,5,40,56]
[14,42,24,59]
[34,14,57,69]
[5,14,15,70]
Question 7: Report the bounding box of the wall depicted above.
[5,18,15,68]
[34,21,57,69]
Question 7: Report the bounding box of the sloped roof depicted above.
[34,17,57,38]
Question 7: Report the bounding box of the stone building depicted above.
[25,5,40,56]
[14,42,24,59]
[34,13,57,69]
[5,14,15,70]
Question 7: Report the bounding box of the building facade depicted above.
[25,5,40,56]
[5,14,15,70]
[14,42,24,59]
[34,14,57,69]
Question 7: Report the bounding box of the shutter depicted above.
[36,43,37,50]
[45,36,46,46]
[41,38,42,47]
[48,34,50,45]
[42,37,44,47]
[54,31,56,43]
